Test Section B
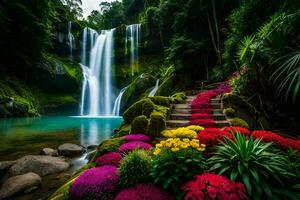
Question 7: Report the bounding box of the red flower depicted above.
[222,126,251,136]
[197,128,232,146]
[190,119,216,127]
[207,187,217,199]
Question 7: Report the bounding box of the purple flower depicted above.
[118,141,152,153]
[115,183,173,200]
[96,152,122,167]
[70,166,119,200]
[124,134,151,142]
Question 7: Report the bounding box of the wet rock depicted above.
[9,155,70,177]
[0,172,41,199]
[24,186,39,193]
[58,143,85,157]
[87,145,98,151]
[85,150,96,161]
[41,148,58,156]
[0,161,16,179]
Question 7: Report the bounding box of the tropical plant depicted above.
[208,133,299,200]
[119,150,152,188]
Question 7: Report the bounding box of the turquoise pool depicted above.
[0,116,123,161]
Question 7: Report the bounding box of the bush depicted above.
[124,134,151,143]
[151,138,207,195]
[96,152,122,167]
[123,99,155,123]
[119,150,152,188]
[131,115,149,134]
[115,184,173,200]
[118,141,152,153]
[182,173,249,200]
[147,112,166,138]
[228,117,249,129]
[149,96,171,107]
[223,107,236,117]
[70,166,119,200]
[91,138,125,162]
[208,133,299,199]
[114,124,131,138]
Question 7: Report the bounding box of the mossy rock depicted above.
[228,117,250,129]
[148,96,171,107]
[171,92,187,103]
[223,107,236,117]
[123,98,154,123]
[153,105,169,119]
[113,124,131,138]
[131,115,149,134]
[90,137,125,163]
[147,111,166,138]
[155,75,174,96]
[222,93,257,116]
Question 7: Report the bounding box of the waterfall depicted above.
[149,79,160,97]
[112,86,128,116]
[68,21,75,61]
[80,29,116,116]
[125,24,141,76]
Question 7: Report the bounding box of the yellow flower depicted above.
[156,144,163,148]
[171,147,179,152]
[197,147,205,151]
[153,149,161,155]
[186,125,205,132]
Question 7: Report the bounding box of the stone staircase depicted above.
[166,95,230,129]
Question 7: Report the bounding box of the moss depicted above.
[90,137,125,163]
[223,107,236,117]
[113,124,131,138]
[228,117,250,129]
[153,105,169,119]
[131,115,149,133]
[147,111,166,138]
[123,98,155,123]
[148,96,171,107]
[222,93,257,116]
[155,75,174,96]
[171,92,187,103]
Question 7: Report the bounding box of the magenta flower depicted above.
[124,134,151,143]
[70,166,119,200]
[115,184,173,200]
[96,152,122,167]
[118,141,152,153]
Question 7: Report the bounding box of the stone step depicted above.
[213,109,223,114]
[166,120,230,128]
[211,98,221,104]
[170,113,226,120]
[171,108,224,115]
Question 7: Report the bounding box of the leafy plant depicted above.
[151,145,207,196]
[208,133,299,200]
[119,150,152,188]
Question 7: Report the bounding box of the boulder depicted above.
[9,155,70,177]
[41,148,58,156]
[0,161,16,178]
[87,145,98,151]
[0,172,41,199]
[58,143,85,157]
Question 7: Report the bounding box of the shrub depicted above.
[222,126,251,136]
[149,96,171,107]
[182,173,249,200]
[92,137,125,162]
[208,133,299,199]
[96,152,122,167]
[147,112,166,138]
[162,127,197,139]
[123,99,154,123]
[151,138,207,195]
[70,166,119,200]
[228,117,249,129]
[119,150,152,188]
[197,128,232,146]
[119,141,152,153]
[115,183,173,200]
[171,92,186,103]
[131,115,149,134]
[124,134,151,143]
[114,124,131,138]
[223,107,236,117]
[186,125,205,132]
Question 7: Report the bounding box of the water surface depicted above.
[0,116,123,161]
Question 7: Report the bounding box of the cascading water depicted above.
[68,21,75,61]
[80,29,116,116]
[149,79,160,97]
[125,24,141,76]
[112,86,128,116]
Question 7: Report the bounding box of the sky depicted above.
[81,0,114,18]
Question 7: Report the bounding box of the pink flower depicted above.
[118,141,152,153]
[124,134,151,142]
[96,152,122,167]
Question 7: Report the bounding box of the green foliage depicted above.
[151,147,207,195]
[223,107,236,117]
[114,124,131,138]
[209,133,299,200]
[148,111,166,138]
[92,138,125,162]
[123,99,155,123]
[119,150,152,188]
[171,92,186,103]
[131,115,149,133]
[228,117,249,129]
[148,96,171,107]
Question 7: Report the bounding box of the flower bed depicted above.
[124,134,151,142]
[197,128,232,146]
[96,152,122,167]
[118,141,152,153]
[189,119,216,127]
[162,127,198,139]
[222,126,251,136]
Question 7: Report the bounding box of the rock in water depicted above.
[41,148,58,156]
[0,172,41,199]
[9,155,70,177]
[58,143,85,157]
